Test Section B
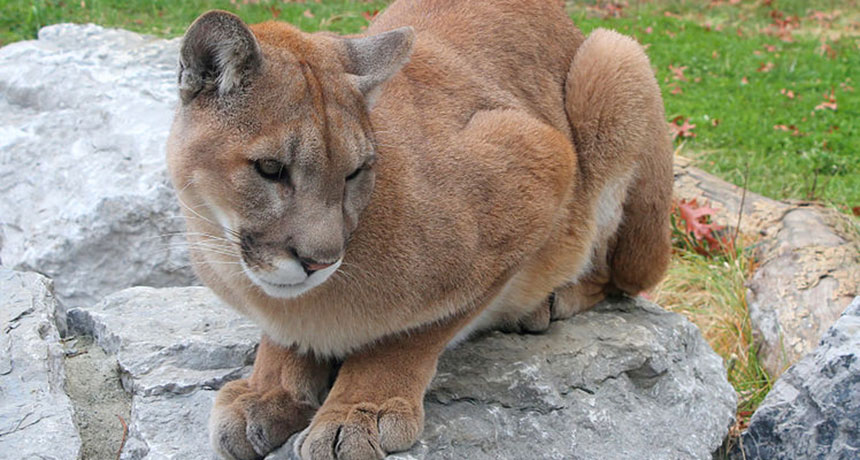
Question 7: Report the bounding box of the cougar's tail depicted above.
[563,28,673,294]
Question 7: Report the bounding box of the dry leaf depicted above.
[757,61,774,73]
[668,64,688,81]
[669,116,696,140]
[815,89,838,111]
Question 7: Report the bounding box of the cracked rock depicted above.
[736,296,860,459]
[0,268,80,459]
[0,23,197,308]
[67,286,259,459]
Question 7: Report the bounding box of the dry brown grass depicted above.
[652,227,772,437]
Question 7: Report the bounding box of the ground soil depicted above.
[63,336,132,460]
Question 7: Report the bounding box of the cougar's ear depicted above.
[342,27,415,108]
[178,10,262,104]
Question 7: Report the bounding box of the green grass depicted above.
[0,0,388,44]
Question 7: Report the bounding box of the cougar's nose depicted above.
[299,257,335,275]
[287,247,335,275]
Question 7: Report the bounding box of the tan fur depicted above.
[166,1,673,458]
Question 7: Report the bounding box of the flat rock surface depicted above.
[68,287,259,397]
[0,23,196,308]
[736,296,860,459]
[0,268,80,459]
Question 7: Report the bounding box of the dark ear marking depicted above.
[342,27,415,108]
[178,10,262,104]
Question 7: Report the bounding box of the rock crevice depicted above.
[734,296,860,459]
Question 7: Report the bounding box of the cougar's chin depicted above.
[241,258,342,299]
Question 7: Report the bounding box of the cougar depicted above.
[166,0,673,458]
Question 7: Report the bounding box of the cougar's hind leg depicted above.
[550,242,613,321]
[610,155,673,295]
[560,28,674,306]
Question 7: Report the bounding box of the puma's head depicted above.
[166,11,414,298]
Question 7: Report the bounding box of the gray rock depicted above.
[0,268,81,459]
[122,391,218,460]
[68,287,259,396]
[746,208,858,377]
[736,296,860,459]
[269,297,737,459]
[0,24,196,308]
[70,286,735,459]
[68,286,260,459]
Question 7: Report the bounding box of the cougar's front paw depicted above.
[210,379,318,460]
[296,397,422,460]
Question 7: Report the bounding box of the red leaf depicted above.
[818,41,836,59]
[678,199,723,240]
[669,117,697,140]
[774,124,804,136]
[587,2,626,19]
[757,61,774,73]
[668,64,688,81]
[815,89,837,111]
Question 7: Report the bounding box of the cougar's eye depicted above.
[254,159,287,182]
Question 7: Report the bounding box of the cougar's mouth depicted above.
[241,257,342,299]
